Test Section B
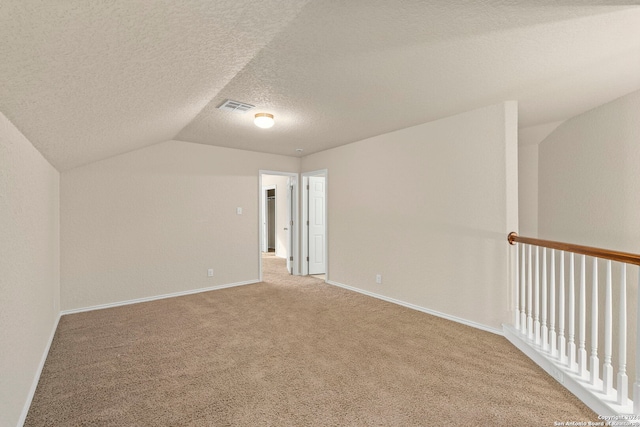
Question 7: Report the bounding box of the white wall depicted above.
[301,102,518,330]
[518,121,564,238]
[262,175,290,258]
[518,143,538,237]
[61,140,299,311]
[0,112,60,427]
[539,90,640,250]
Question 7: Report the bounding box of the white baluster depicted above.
[578,254,587,377]
[617,263,628,405]
[568,253,576,370]
[603,260,613,395]
[558,251,566,364]
[633,269,640,414]
[535,246,541,345]
[590,258,599,386]
[549,249,557,356]
[528,245,533,340]
[520,243,526,334]
[541,248,548,351]
[514,243,520,330]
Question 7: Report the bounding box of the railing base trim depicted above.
[504,324,637,419]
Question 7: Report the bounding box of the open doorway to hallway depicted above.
[263,187,277,254]
[301,170,328,280]
[259,171,299,280]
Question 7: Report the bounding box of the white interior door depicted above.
[286,178,294,274]
[308,176,326,275]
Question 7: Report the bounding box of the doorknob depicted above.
[284,228,288,230]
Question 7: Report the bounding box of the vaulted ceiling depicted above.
[1,1,639,171]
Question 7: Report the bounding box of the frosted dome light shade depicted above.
[254,113,274,129]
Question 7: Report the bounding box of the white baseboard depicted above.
[325,280,503,335]
[60,280,260,316]
[17,312,61,427]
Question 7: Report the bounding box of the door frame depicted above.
[301,169,328,278]
[259,170,299,280]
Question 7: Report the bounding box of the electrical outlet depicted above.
[207,268,214,277]
[376,274,382,284]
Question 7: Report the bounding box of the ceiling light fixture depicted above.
[254,113,274,129]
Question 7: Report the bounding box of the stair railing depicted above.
[507,232,640,417]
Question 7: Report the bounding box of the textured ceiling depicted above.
[1,1,639,170]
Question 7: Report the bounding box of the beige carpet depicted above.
[25,255,597,426]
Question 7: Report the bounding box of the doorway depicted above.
[302,170,328,278]
[263,187,276,253]
[259,171,299,280]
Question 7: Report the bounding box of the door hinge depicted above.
[307,184,309,190]
[290,220,294,226]
[307,220,309,226]
[307,256,309,261]
[290,256,294,261]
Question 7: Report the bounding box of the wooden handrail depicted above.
[508,232,640,266]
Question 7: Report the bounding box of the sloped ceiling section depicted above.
[178,1,640,157]
[1,1,640,170]
[0,0,309,170]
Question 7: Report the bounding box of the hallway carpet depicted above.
[25,255,596,426]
